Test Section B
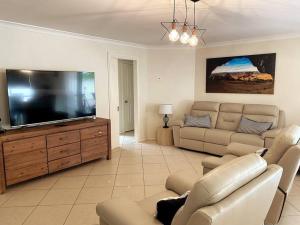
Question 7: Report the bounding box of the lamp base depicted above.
[163,114,169,128]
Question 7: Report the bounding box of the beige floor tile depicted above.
[60,164,93,177]
[288,196,300,211]
[23,205,72,225]
[64,204,98,225]
[112,186,144,201]
[144,173,169,185]
[0,206,34,225]
[117,164,143,174]
[119,156,143,165]
[3,190,48,207]
[145,185,166,197]
[143,163,169,174]
[90,164,118,175]
[121,144,142,150]
[84,175,115,187]
[168,162,195,173]
[76,187,113,204]
[289,184,300,196]
[0,190,15,206]
[142,149,162,155]
[282,202,300,216]
[39,189,81,206]
[13,175,59,191]
[278,216,300,225]
[143,155,166,164]
[115,174,144,186]
[52,176,87,189]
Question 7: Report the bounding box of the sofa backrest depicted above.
[191,102,220,128]
[191,101,283,131]
[171,154,269,225]
[185,164,282,225]
[242,104,279,129]
[264,125,300,164]
[216,103,244,131]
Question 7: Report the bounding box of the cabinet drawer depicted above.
[3,136,46,156]
[48,154,81,173]
[48,142,81,161]
[81,137,108,153]
[6,163,48,186]
[81,126,107,140]
[47,131,80,148]
[81,137,108,162]
[5,148,47,170]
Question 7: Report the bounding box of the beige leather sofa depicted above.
[202,125,300,225]
[97,154,282,225]
[173,101,285,156]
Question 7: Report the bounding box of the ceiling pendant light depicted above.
[168,0,179,42]
[161,0,206,46]
[189,1,199,46]
[180,0,190,44]
[180,24,190,44]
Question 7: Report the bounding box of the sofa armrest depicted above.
[170,120,184,127]
[227,142,267,157]
[165,171,198,195]
[262,129,282,139]
[97,199,160,225]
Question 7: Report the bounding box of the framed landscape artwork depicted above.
[206,53,276,94]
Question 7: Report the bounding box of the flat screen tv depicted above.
[6,69,96,128]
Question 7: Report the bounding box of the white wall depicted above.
[146,48,196,139]
[195,38,300,126]
[0,22,197,144]
[0,23,148,146]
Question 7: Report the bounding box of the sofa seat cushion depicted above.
[138,190,179,216]
[180,127,206,141]
[204,129,234,145]
[231,133,264,147]
[202,155,238,170]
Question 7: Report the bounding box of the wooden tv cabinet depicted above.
[0,118,111,193]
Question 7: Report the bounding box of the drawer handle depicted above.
[98,131,103,135]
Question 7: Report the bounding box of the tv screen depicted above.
[6,69,96,127]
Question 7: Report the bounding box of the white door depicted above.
[118,60,134,133]
[109,57,120,149]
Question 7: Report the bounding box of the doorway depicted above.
[118,59,135,144]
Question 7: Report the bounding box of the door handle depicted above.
[124,100,128,103]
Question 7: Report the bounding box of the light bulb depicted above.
[180,32,190,44]
[189,35,198,46]
[169,29,179,42]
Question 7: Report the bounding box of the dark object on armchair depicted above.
[156,192,189,225]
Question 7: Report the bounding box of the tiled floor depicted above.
[0,141,299,225]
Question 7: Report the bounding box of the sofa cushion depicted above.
[204,129,234,145]
[237,117,273,135]
[180,127,206,141]
[216,103,243,131]
[231,132,264,147]
[243,104,279,129]
[202,155,237,170]
[191,101,220,128]
[184,114,211,128]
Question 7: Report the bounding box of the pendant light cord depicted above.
[184,0,188,24]
[193,1,196,28]
[173,0,176,21]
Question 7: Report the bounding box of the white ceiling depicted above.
[0,0,300,46]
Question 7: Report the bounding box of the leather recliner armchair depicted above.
[202,125,300,225]
[97,154,282,225]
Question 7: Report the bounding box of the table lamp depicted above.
[159,104,173,128]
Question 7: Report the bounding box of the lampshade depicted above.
[159,104,173,115]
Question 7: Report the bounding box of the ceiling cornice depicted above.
[0,20,149,49]
[200,33,300,48]
[1,20,300,50]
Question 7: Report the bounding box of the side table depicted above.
[157,127,174,146]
